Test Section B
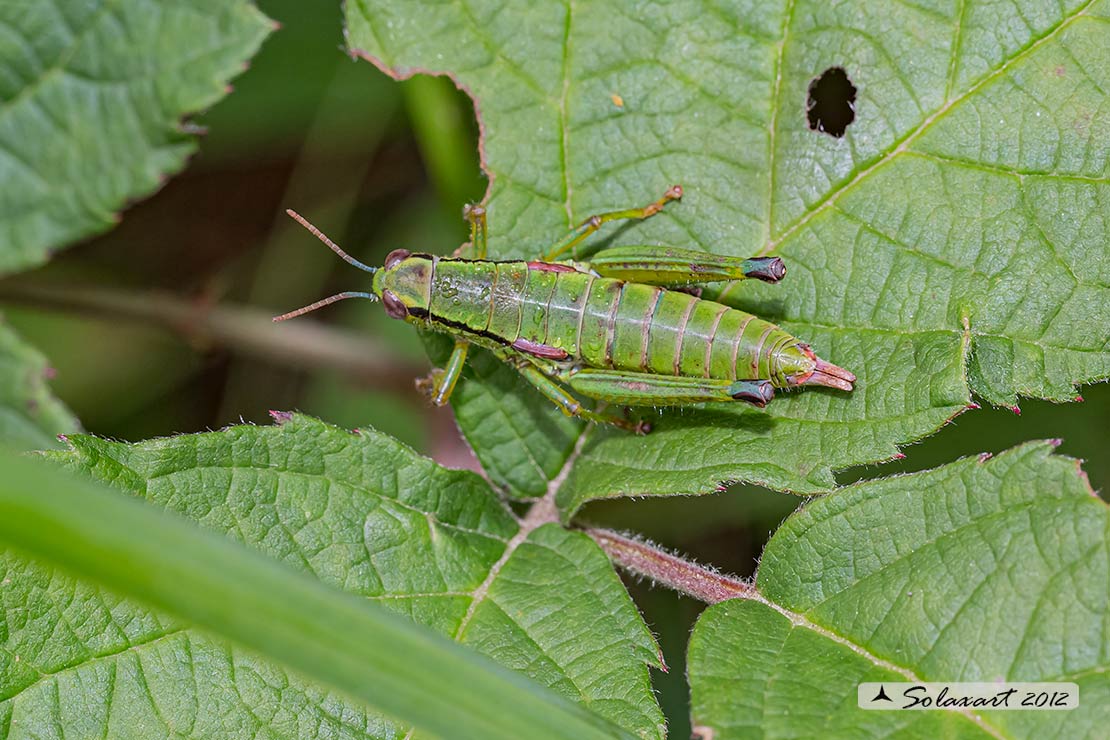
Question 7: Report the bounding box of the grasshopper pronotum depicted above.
[275,186,854,434]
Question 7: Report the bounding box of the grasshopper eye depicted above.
[381,289,409,320]
[384,249,412,270]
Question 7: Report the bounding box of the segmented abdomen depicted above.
[426,259,795,382]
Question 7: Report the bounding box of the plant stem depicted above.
[0,281,422,392]
[586,528,754,604]
[402,74,486,215]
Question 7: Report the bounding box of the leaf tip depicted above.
[1078,468,1098,497]
[692,724,717,740]
[268,410,294,425]
[1010,405,1022,416]
[1075,394,1085,403]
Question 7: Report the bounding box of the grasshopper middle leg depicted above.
[541,185,683,261]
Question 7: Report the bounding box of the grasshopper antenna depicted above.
[275,210,380,321]
[272,291,378,322]
[285,209,377,273]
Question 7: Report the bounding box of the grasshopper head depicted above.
[375,250,433,321]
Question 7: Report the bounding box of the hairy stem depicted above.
[586,528,753,604]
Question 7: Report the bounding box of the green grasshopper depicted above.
[275,186,854,433]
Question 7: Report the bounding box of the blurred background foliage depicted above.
[0,1,1104,734]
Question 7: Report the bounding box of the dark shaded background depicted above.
[1,2,1104,735]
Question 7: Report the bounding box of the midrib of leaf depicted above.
[939,147,1064,181]
[944,0,971,100]
[558,1,574,225]
[720,591,1007,738]
[761,0,1099,256]
[455,424,591,639]
[763,0,796,247]
[768,594,1012,740]
[1047,665,1110,684]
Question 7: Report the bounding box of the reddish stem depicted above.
[586,528,753,604]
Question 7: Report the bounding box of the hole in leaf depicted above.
[807,67,857,138]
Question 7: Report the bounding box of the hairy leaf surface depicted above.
[688,443,1110,737]
[346,0,1110,509]
[0,416,663,739]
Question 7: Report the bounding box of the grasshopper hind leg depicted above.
[492,348,652,434]
[585,246,786,286]
[564,370,775,408]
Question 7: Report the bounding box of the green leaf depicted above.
[0,319,75,450]
[1,415,664,739]
[0,0,273,275]
[423,332,580,498]
[345,1,1110,509]
[0,448,642,740]
[688,442,1110,737]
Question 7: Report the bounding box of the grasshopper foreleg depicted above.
[541,185,683,261]
[416,338,471,406]
[421,205,487,402]
[584,246,785,286]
